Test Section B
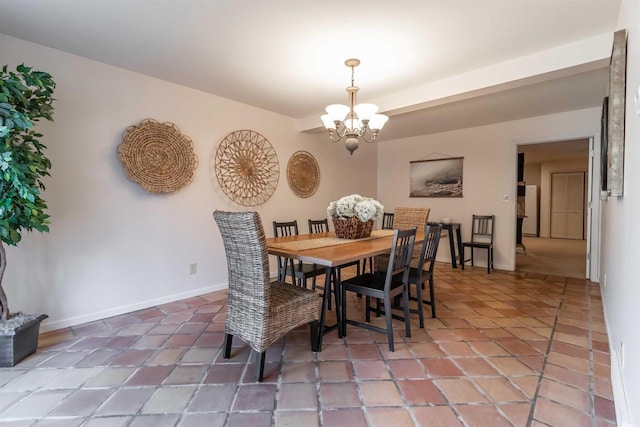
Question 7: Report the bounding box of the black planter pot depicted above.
[0,314,48,367]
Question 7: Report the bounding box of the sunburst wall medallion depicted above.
[118,119,198,194]
[287,151,320,198]
[214,130,279,206]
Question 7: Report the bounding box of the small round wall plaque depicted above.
[286,151,320,198]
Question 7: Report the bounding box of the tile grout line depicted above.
[525,276,568,426]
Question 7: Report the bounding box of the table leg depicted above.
[448,226,457,268]
[455,226,463,269]
[316,267,341,352]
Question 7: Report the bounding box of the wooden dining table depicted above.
[266,229,402,351]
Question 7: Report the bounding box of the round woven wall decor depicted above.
[118,119,198,194]
[287,151,320,198]
[214,130,279,206]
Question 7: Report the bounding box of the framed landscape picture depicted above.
[410,157,463,197]
[600,97,608,195]
[607,29,627,197]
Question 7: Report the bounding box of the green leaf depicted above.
[0,64,55,247]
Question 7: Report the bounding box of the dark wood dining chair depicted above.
[273,220,325,288]
[461,214,495,274]
[340,227,416,352]
[308,218,361,286]
[214,211,320,381]
[375,224,442,328]
[382,212,395,229]
[406,224,442,325]
[362,211,395,274]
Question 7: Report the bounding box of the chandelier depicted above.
[321,59,389,155]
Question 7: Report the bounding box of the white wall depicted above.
[523,163,542,187]
[0,34,377,331]
[377,108,600,271]
[599,1,640,425]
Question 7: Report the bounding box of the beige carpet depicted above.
[516,236,587,278]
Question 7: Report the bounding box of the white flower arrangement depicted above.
[327,194,384,222]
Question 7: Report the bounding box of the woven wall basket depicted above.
[286,151,320,198]
[118,119,198,194]
[214,130,280,206]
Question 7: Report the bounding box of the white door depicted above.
[550,172,585,239]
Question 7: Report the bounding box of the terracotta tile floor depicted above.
[0,265,616,426]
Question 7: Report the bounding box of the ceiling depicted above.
[0,0,621,140]
[519,138,590,164]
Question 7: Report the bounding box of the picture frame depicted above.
[600,96,608,195]
[607,29,627,197]
[410,157,463,198]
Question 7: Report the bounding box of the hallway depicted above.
[516,237,587,279]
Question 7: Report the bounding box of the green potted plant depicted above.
[0,64,55,366]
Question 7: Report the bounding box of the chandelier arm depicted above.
[361,126,378,143]
[335,121,349,138]
[327,130,343,143]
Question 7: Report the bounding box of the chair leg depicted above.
[402,288,411,339]
[471,248,475,266]
[341,286,348,337]
[365,295,371,323]
[490,247,494,273]
[287,258,296,285]
[461,247,465,270]
[254,351,266,382]
[414,280,424,328]
[487,248,491,274]
[223,333,233,358]
[384,295,395,352]
[428,277,436,318]
[310,321,319,352]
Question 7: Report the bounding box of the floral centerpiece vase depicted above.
[327,194,384,239]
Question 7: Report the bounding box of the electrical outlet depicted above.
[189,263,197,275]
[502,194,509,203]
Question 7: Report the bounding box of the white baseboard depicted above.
[611,349,632,427]
[41,283,228,332]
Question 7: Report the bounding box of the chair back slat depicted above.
[308,218,329,234]
[385,227,417,292]
[273,220,299,237]
[417,225,442,274]
[471,215,495,244]
[382,212,394,229]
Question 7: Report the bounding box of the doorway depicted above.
[516,139,591,279]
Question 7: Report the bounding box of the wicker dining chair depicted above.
[213,211,320,382]
[273,220,326,288]
[340,227,416,352]
[374,207,430,272]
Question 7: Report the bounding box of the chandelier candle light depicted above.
[321,59,389,155]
